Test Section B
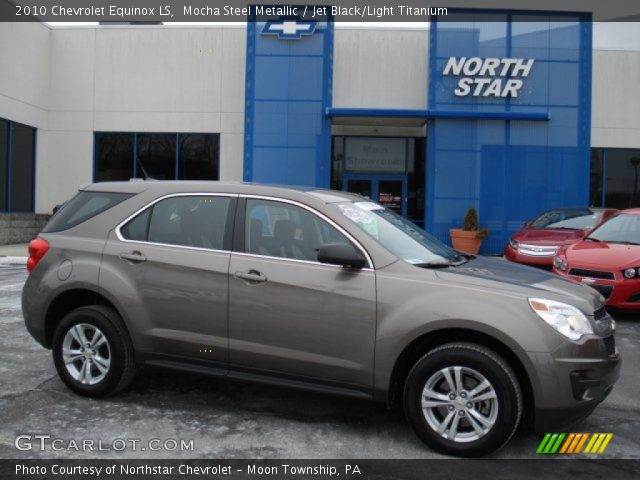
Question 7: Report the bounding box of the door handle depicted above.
[119,251,147,263]
[234,269,267,283]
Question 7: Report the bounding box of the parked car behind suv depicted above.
[553,209,640,309]
[22,182,620,457]
[505,208,618,268]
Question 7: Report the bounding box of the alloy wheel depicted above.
[62,323,111,385]
[421,366,499,443]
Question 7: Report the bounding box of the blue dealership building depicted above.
[1,10,639,248]
[244,10,592,254]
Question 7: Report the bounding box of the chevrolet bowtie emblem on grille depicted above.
[262,17,317,39]
[581,278,597,284]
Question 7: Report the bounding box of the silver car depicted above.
[22,181,620,457]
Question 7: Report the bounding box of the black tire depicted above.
[52,305,137,397]
[403,342,522,457]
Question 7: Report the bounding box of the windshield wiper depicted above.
[452,253,472,265]
[413,262,452,269]
[413,254,471,269]
[584,237,601,242]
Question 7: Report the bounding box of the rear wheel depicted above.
[52,306,136,397]
[403,343,522,457]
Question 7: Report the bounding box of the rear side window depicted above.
[120,196,231,250]
[42,191,133,233]
[119,208,150,241]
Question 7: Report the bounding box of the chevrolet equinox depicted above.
[22,182,621,457]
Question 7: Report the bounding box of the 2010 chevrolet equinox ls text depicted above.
[22,182,620,457]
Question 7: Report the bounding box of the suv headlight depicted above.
[528,298,594,340]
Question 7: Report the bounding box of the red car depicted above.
[553,209,640,309]
[505,207,618,267]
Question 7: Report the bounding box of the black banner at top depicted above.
[1,0,640,22]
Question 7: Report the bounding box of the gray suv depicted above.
[22,181,620,457]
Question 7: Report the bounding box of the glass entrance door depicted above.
[343,174,407,217]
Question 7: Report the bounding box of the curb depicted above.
[0,257,27,265]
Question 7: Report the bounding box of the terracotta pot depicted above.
[449,229,484,254]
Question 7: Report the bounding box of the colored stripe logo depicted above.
[537,433,613,454]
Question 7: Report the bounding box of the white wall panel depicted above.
[333,29,428,109]
[0,22,50,128]
[35,131,93,213]
[592,50,640,148]
[220,133,243,181]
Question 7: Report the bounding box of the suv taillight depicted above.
[27,238,49,273]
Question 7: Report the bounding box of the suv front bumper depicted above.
[526,335,621,431]
[534,355,620,430]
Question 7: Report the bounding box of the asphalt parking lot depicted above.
[0,264,638,459]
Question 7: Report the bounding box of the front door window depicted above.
[245,199,351,262]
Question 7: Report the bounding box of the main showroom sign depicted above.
[443,57,535,98]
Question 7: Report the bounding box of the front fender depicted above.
[373,264,562,404]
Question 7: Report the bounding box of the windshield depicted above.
[331,201,458,265]
[586,214,640,244]
[530,209,599,230]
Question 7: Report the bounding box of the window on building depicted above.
[0,119,7,212]
[589,148,604,207]
[95,133,134,182]
[10,124,36,212]
[0,117,36,212]
[179,134,219,180]
[407,138,426,227]
[94,132,220,182]
[137,133,176,180]
[590,148,640,210]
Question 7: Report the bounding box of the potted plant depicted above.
[450,207,489,254]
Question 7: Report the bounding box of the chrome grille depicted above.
[517,243,559,257]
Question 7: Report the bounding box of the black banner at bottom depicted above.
[2,459,640,480]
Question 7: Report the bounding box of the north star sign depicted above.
[443,57,535,98]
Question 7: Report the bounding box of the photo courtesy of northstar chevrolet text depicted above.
[1,0,639,478]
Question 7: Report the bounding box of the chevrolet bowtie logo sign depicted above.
[262,18,317,39]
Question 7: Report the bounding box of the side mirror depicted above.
[318,243,367,269]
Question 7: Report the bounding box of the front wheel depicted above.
[404,343,522,457]
[52,305,136,397]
